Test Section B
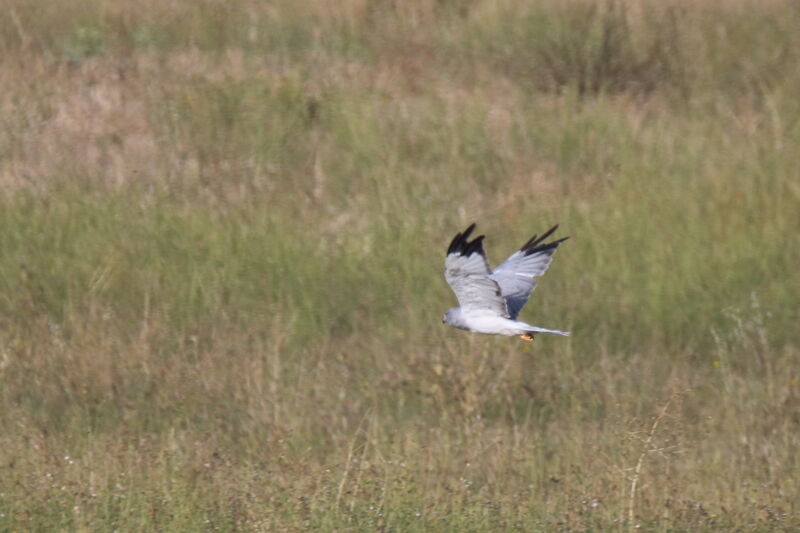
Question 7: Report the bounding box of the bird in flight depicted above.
[442,223,570,341]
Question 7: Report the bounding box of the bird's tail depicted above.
[523,325,571,337]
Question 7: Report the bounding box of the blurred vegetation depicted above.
[0,0,798,530]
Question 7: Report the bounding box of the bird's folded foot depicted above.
[520,333,535,342]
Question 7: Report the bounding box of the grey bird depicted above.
[442,223,570,341]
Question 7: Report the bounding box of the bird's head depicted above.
[442,307,464,328]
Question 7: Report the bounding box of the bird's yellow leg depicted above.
[520,333,535,342]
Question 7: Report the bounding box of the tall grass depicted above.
[1,0,799,530]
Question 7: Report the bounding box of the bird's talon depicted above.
[520,334,535,342]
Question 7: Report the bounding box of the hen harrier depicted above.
[442,223,570,341]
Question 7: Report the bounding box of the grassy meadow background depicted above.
[1,0,799,530]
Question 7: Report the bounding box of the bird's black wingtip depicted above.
[520,224,569,255]
[447,223,485,257]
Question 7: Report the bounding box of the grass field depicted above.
[1,0,799,530]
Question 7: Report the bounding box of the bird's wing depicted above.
[489,224,568,319]
[444,223,509,318]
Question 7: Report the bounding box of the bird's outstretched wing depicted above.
[444,223,509,318]
[489,224,568,319]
